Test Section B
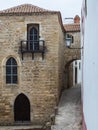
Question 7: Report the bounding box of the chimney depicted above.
[74,15,80,23]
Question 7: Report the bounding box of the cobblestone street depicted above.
[51,85,82,130]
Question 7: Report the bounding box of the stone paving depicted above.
[51,85,82,130]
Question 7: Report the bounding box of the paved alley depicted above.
[52,86,82,130]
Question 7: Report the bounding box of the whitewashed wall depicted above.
[81,1,98,130]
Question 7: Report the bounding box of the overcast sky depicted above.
[0,0,82,23]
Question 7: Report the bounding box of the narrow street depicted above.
[52,85,82,130]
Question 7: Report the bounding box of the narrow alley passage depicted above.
[52,85,82,130]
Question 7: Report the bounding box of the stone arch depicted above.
[64,58,81,88]
[14,93,30,122]
[2,55,21,67]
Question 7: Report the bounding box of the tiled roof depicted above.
[64,23,80,32]
[0,4,65,33]
[0,4,57,15]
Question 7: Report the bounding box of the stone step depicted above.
[0,125,42,130]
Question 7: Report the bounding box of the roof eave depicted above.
[0,11,59,16]
[65,30,80,33]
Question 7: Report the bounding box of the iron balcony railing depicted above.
[21,40,45,52]
[20,40,45,60]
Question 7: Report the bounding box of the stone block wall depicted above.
[0,13,65,125]
[64,31,81,88]
[58,23,65,94]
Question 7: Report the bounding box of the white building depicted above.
[81,0,98,130]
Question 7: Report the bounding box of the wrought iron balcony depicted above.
[20,40,45,60]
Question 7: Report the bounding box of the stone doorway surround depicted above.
[14,93,30,122]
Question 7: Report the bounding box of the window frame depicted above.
[6,57,18,84]
[27,24,39,51]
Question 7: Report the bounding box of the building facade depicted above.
[0,4,65,125]
[81,0,98,130]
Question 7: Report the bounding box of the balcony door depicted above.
[27,24,39,51]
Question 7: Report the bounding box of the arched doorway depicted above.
[14,93,30,122]
[65,59,81,88]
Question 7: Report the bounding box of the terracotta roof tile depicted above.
[64,23,80,32]
[0,4,65,33]
[0,4,57,15]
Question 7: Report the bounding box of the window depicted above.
[66,34,74,43]
[79,62,81,70]
[27,24,39,51]
[75,61,77,65]
[6,57,18,84]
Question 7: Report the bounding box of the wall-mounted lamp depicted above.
[66,37,83,49]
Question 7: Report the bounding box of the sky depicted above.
[0,0,82,23]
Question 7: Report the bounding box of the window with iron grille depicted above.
[6,57,18,84]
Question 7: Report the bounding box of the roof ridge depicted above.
[0,3,56,13]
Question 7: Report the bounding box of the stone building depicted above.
[0,4,65,125]
[64,15,81,88]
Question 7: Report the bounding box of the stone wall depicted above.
[58,20,65,97]
[0,14,65,125]
[64,31,81,88]
[64,32,81,62]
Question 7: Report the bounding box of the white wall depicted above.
[73,60,81,85]
[81,1,98,130]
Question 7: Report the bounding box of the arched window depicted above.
[27,24,39,51]
[6,57,18,84]
[30,27,39,50]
